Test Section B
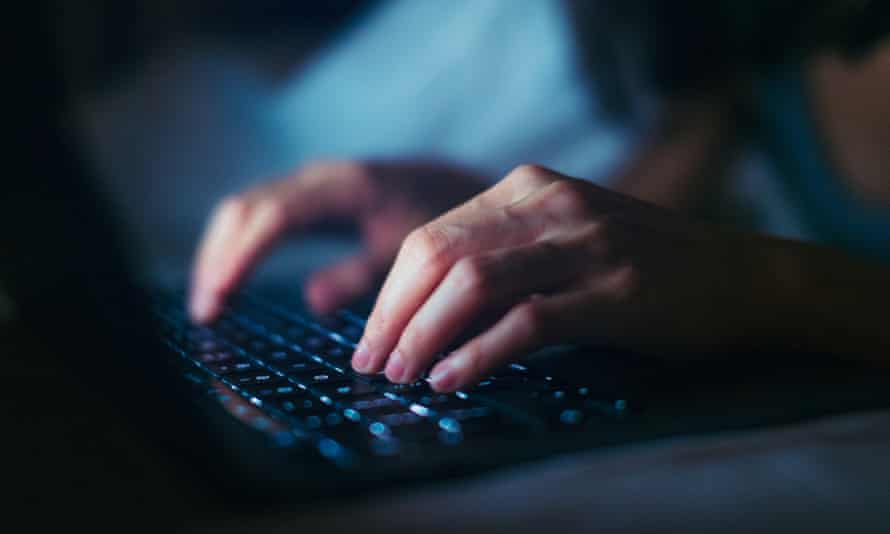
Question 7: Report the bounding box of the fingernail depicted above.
[429,363,457,392]
[189,291,214,323]
[385,349,408,383]
[352,341,371,373]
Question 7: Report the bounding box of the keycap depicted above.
[198,351,235,363]
[232,333,254,347]
[387,420,442,443]
[284,325,309,341]
[232,372,283,386]
[280,361,329,376]
[322,422,398,456]
[415,393,476,410]
[473,375,553,392]
[156,289,628,458]
[301,373,352,386]
[558,409,584,425]
[341,324,363,341]
[378,411,425,427]
[265,349,296,363]
[303,335,327,352]
[439,406,523,437]
[380,380,434,398]
[196,340,222,352]
[254,384,300,399]
[269,397,330,417]
[322,344,351,363]
[312,380,377,399]
[246,338,271,353]
[206,360,254,375]
[316,315,364,342]
[348,395,404,413]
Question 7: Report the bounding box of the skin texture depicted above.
[189,67,890,393]
[351,164,750,390]
[351,164,890,392]
[190,161,890,393]
[189,160,488,323]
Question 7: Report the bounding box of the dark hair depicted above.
[569,0,889,114]
[727,0,889,66]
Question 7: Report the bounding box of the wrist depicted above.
[747,235,890,363]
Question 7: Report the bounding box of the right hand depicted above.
[189,160,488,323]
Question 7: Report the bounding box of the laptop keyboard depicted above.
[152,290,629,467]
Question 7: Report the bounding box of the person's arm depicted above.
[349,164,890,391]
[754,236,890,366]
[609,87,738,211]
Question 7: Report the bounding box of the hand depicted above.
[351,164,768,391]
[189,160,488,323]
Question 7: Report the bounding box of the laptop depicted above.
[6,4,890,515]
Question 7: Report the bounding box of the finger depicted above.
[352,169,577,375]
[190,197,254,322]
[190,196,288,323]
[272,162,376,228]
[189,163,374,323]
[427,265,641,392]
[303,252,382,315]
[426,293,579,392]
[382,239,594,383]
[352,199,546,374]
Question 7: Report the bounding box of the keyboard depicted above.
[152,290,629,468]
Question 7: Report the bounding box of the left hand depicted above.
[350,164,768,392]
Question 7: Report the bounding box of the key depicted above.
[206,360,254,375]
[281,361,330,376]
[198,351,235,364]
[312,380,377,399]
[269,397,330,417]
[348,395,404,413]
[232,372,284,386]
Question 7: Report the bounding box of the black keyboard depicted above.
[152,291,629,468]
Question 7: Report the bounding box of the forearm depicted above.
[751,236,890,365]
[610,88,738,211]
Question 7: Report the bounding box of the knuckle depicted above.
[452,256,492,296]
[580,219,612,256]
[528,237,564,266]
[506,163,553,188]
[544,179,592,219]
[216,194,249,221]
[300,159,334,176]
[511,300,547,342]
[335,159,371,182]
[607,264,640,301]
[345,162,374,193]
[254,198,289,230]
[304,160,371,185]
[466,194,490,213]
[338,160,370,178]
[404,224,454,266]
